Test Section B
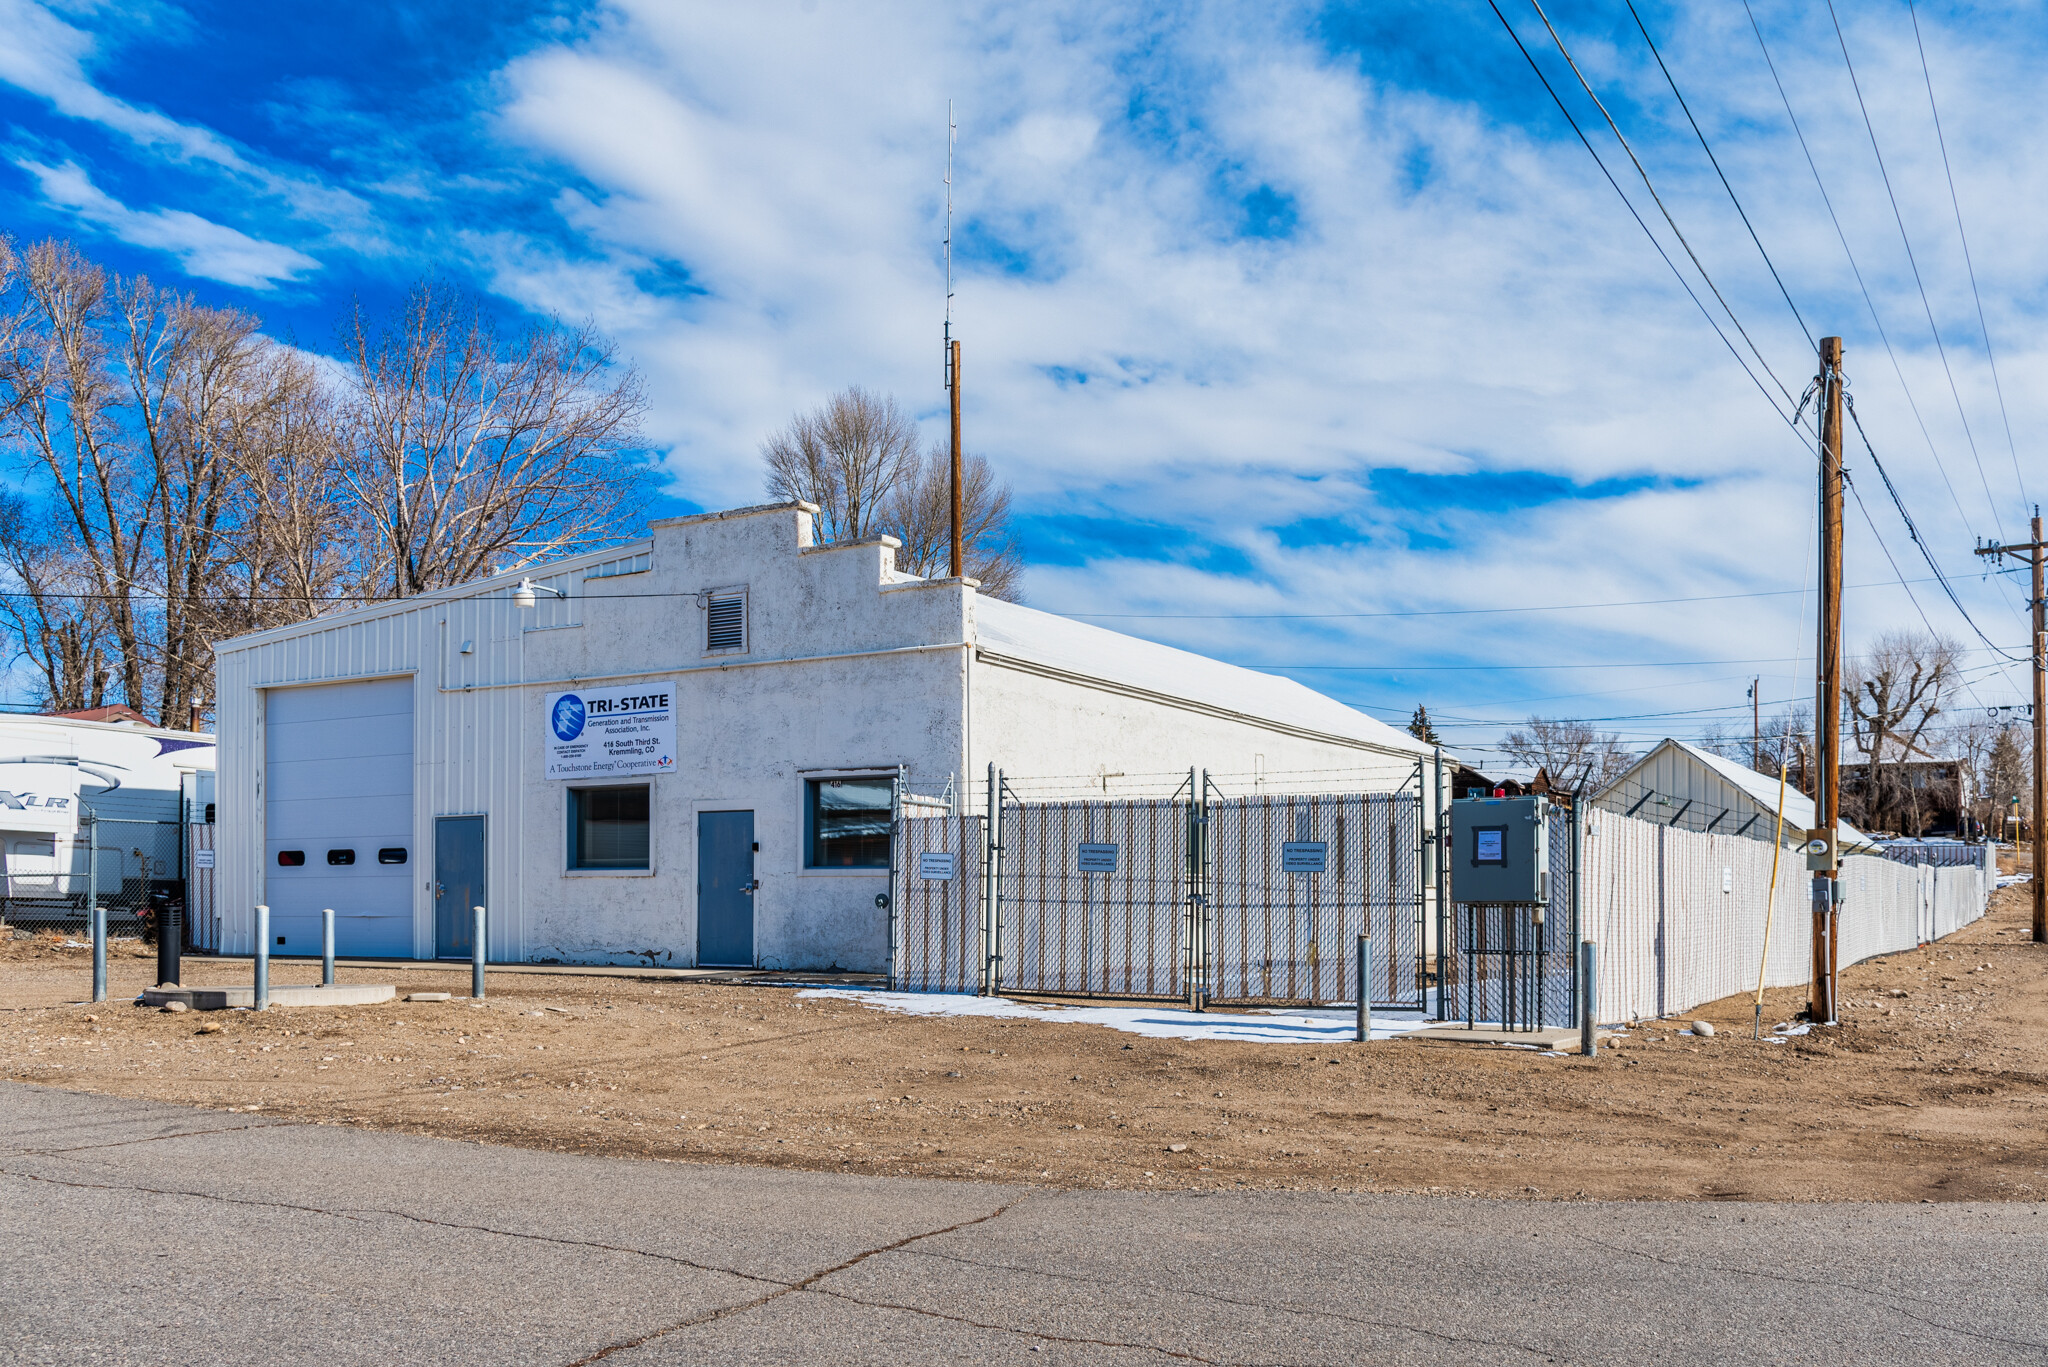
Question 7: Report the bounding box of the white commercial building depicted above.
[213,501,1437,971]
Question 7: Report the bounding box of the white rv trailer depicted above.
[0,712,215,931]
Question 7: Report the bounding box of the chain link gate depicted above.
[996,797,1193,998]
[1204,788,1427,1008]
[1439,801,1579,1029]
[891,813,986,993]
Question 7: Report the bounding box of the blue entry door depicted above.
[698,810,755,967]
[434,816,487,958]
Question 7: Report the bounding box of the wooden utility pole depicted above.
[1812,336,1846,1025]
[949,338,963,578]
[1975,509,2048,943]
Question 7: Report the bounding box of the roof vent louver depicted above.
[706,592,746,653]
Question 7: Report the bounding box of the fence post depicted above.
[983,762,997,995]
[322,908,336,987]
[84,812,96,953]
[471,905,487,999]
[91,903,107,1003]
[1355,933,1371,1043]
[254,905,270,1010]
[1579,940,1598,1056]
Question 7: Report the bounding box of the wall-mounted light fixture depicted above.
[512,578,568,609]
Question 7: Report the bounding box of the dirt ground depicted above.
[4,871,2044,1203]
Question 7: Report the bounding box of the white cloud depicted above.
[17,158,320,287]
[458,0,2048,734]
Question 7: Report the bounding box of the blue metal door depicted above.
[434,816,486,958]
[698,810,755,967]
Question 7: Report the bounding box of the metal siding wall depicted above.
[1581,811,1992,1023]
[215,590,533,961]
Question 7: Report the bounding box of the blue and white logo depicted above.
[551,694,587,742]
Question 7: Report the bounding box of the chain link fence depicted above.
[1,816,186,941]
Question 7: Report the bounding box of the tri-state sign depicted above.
[543,682,678,780]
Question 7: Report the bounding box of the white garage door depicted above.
[265,678,415,958]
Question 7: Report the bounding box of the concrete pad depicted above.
[136,983,395,1010]
[1402,1024,1587,1051]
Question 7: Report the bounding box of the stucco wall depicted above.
[215,501,1444,973]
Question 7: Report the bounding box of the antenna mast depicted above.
[943,100,956,388]
[945,101,963,580]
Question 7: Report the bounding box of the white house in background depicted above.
[0,711,215,912]
[211,500,1442,972]
[1592,738,1873,851]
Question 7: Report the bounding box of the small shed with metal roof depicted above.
[1591,738,1873,851]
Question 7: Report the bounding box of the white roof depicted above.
[972,597,1434,758]
[1606,738,1869,848]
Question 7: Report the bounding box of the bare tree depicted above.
[0,240,155,712]
[761,387,920,545]
[1986,725,2032,837]
[0,491,112,710]
[1498,717,1632,795]
[0,239,655,726]
[340,281,650,597]
[885,441,1023,600]
[1842,629,1961,833]
[761,387,1025,598]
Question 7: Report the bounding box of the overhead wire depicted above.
[1524,0,1799,410]
[1907,0,2028,508]
[1740,0,1978,539]
[1482,0,1798,426]
[1622,0,1812,350]
[1843,389,2028,665]
[1824,0,2005,540]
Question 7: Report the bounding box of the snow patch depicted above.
[798,988,1439,1044]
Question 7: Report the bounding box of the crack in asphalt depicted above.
[1558,1228,2048,1353]
[890,1243,1554,1358]
[802,1282,1219,1362]
[3,1120,287,1157]
[0,1165,792,1289]
[560,1199,1026,1365]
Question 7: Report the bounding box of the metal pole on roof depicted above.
[1811,336,1845,1027]
[949,340,964,579]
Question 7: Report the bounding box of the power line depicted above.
[1908,0,2028,509]
[1825,0,2005,541]
[1843,390,2028,665]
[1483,0,1798,427]
[1062,576,1955,622]
[1623,0,1812,349]
[1525,0,1797,409]
[1741,0,1978,542]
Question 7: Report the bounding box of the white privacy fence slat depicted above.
[1583,812,1994,1023]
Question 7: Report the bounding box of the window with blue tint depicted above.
[568,785,650,870]
[805,777,892,868]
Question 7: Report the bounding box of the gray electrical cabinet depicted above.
[1449,795,1550,904]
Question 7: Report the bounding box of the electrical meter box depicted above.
[1449,795,1551,904]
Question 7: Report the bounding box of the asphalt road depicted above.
[4,1081,2045,1366]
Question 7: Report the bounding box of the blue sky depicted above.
[1,0,2041,764]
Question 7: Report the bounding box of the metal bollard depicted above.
[471,906,486,1000]
[1355,933,1371,1044]
[321,908,336,987]
[1579,940,1598,1056]
[91,904,107,1004]
[254,905,271,1011]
